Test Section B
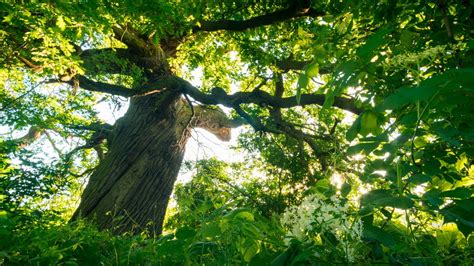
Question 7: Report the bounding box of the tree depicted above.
[1,0,473,240]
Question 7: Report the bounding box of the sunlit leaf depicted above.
[363,225,396,248]
[441,198,474,237]
[362,189,414,209]
[356,27,392,59]
[381,68,474,110]
[305,62,319,78]
[296,74,309,105]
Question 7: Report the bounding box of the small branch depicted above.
[268,74,329,163]
[437,1,454,40]
[276,58,311,71]
[44,130,64,157]
[234,105,266,132]
[329,118,340,135]
[274,73,284,98]
[251,78,269,92]
[17,55,43,72]
[0,80,46,111]
[67,122,114,133]
[63,131,108,162]
[180,94,195,143]
[277,58,333,73]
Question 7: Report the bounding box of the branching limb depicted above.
[112,25,151,56]
[67,122,114,133]
[268,74,329,157]
[47,75,136,97]
[193,0,325,32]
[10,126,44,148]
[112,24,169,74]
[44,130,64,157]
[179,78,362,114]
[233,105,279,134]
[17,55,43,72]
[276,57,333,73]
[190,104,243,141]
[63,130,108,162]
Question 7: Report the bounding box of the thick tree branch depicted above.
[275,58,333,74]
[69,76,136,97]
[276,59,311,71]
[179,79,362,114]
[112,25,150,56]
[112,25,169,75]
[193,0,324,32]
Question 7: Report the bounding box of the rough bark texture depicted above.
[72,89,192,234]
[71,85,237,234]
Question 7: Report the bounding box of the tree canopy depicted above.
[1,0,474,264]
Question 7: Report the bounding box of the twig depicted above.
[0,80,46,112]
[180,94,195,145]
[44,130,64,157]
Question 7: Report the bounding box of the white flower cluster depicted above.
[280,194,364,262]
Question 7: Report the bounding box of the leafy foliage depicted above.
[1,0,474,264]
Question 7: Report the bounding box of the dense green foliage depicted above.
[1,0,474,265]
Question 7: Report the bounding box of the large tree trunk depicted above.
[72,89,192,234]
[71,84,237,234]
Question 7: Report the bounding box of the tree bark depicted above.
[71,85,237,234]
[71,88,193,234]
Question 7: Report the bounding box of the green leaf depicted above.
[357,27,392,59]
[241,239,259,262]
[381,68,474,110]
[455,154,468,171]
[188,242,218,255]
[200,222,221,238]
[363,225,396,248]
[346,115,361,141]
[347,141,379,155]
[422,158,441,176]
[156,240,184,257]
[422,189,443,208]
[234,211,254,222]
[341,182,352,197]
[440,198,474,237]
[175,226,196,240]
[296,74,309,105]
[324,61,358,111]
[56,16,66,31]
[359,111,379,136]
[408,174,431,184]
[362,189,414,209]
[305,62,319,78]
[436,223,463,249]
[152,34,160,45]
[439,187,472,199]
[271,243,297,266]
